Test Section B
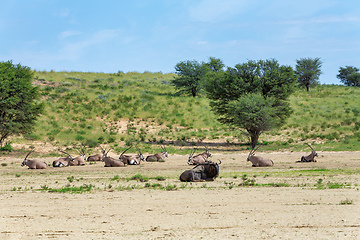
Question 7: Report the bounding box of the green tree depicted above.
[172,57,224,97]
[0,61,44,147]
[295,57,322,92]
[337,66,360,87]
[205,57,225,72]
[204,59,296,148]
[172,60,209,97]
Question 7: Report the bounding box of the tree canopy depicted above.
[0,61,44,146]
[172,57,224,97]
[204,59,296,148]
[337,66,360,87]
[295,57,322,91]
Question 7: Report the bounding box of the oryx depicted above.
[87,145,106,161]
[103,147,126,167]
[21,150,47,169]
[146,145,168,162]
[60,145,86,166]
[298,143,318,162]
[52,153,73,167]
[119,145,144,165]
[180,160,221,182]
[247,145,274,167]
[187,146,212,165]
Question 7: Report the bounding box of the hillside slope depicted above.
[8,71,360,153]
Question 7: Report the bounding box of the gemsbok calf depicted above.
[119,146,144,165]
[180,160,221,182]
[21,150,47,169]
[247,145,274,167]
[146,145,168,162]
[103,148,126,167]
[187,146,212,165]
[298,143,318,162]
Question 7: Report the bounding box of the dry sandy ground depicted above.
[1,151,360,239]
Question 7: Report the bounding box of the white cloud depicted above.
[59,30,82,39]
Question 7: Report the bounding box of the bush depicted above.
[0,143,13,152]
[85,139,98,148]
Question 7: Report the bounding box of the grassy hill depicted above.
[7,71,360,154]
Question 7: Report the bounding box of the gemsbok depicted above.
[247,145,274,167]
[87,145,106,161]
[146,145,168,162]
[60,147,86,166]
[298,143,318,162]
[180,160,221,182]
[187,146,212,165]
[119,145,144,165]
[21,150,47,169]
[103,147,126,167]
[52,153,72,167]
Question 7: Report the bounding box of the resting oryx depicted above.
[87,145,106,161]
[180,160,221,182]
[247,145,274,167]
[21,150,47,169]
[103,148,126,167]
[60,146,86,166]
[146,145,168,162]
[297,143,318,162]
[119,146,144,165]
[52,154,72,167]
[187,146,212,165]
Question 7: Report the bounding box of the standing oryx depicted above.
[298,143,318,162]
[247,145,274,167]
[21,150,47,169]
[187,146,212,165]
[87,145,106,161]
[146,145,168,162]
[103,147,126,167]
[119,145,144,165]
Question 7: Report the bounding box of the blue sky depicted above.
[1,0,359,84]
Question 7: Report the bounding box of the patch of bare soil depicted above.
[1,152,360,239]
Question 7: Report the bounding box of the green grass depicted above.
[6,71,360,153]
[40,184,94,193]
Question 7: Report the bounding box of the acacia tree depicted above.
[0,61,44,147]
[204,59,296,148]
[337,66,360,87]
[295,57,322,91]
[172,60,209,97]
[172,57,224,97]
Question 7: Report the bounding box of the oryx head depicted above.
[247,145,261,161]
[136,146,145,161]
[187,148,196,164]
[60,150,74,161]
[75,144,86,160]
[306,143,317,157]
[102,147,112,161]
[161,145,168,158]
[22,149,34,166]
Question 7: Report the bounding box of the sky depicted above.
[1,0,359,85]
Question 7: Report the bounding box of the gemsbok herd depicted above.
[20,143,319,182]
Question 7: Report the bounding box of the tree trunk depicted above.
[249,131,260,149]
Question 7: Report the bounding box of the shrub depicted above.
[0,142,13,152]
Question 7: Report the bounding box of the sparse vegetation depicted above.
[2,71,359,153]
